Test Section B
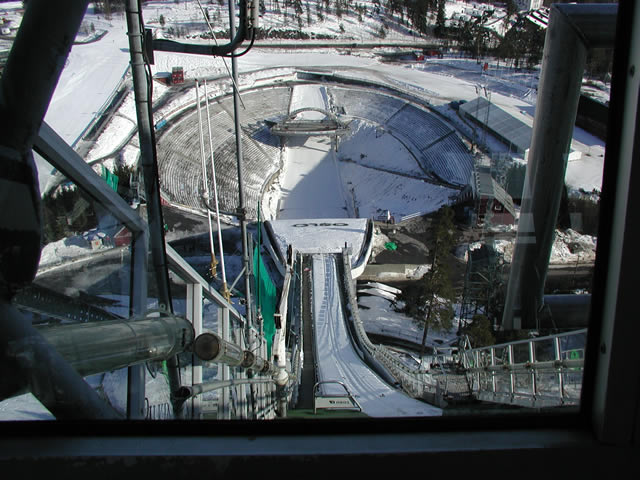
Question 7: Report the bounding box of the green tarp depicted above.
[101,165,119,192]
[384,241,398,250]
[254,244,277,357]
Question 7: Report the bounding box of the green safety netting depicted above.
[101,165,119,192]
[254,244,277,357]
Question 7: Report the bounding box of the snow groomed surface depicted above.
[311,254,441,417]
[277,136,349,219]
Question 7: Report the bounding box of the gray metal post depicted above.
[529,341,537,398]
[220,307,231,419]
[502,4,617,330]
[127,230,149,419]
[35,315,194,378]
[555,336,564,403]
[490,348,497,394]
[508,344,515,399]
[125,0,182,415]
[228,0,254,331]
[187,283,203,419]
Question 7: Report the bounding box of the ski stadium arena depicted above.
[152,73,473,221]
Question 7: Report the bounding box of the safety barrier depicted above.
[460,329,586,408]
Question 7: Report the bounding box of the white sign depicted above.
[314,396,361,411]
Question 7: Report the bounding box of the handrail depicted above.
[460,329,587,407]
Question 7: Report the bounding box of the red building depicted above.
[473,169,516,226]
[113,226,132,248]
[171,66,184,85]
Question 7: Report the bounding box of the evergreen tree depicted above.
[498,16,545,69]
[400,206,456,357]
[462,314,495,348]
[435,0,446,37]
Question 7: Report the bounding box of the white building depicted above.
[514,0,543,12]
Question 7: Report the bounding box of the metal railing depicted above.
[461,329,587,408]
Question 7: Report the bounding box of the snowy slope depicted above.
[278,136,349,219]
[312,254,441,417]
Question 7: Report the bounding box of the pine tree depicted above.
[463,314,495,348]
[401,206,456,358]
[435,0,446,37]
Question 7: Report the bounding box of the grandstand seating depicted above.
[421,134,474,186]
[328,88,473,187]
[156,87,288,216]
[328,87,405,123]
[157,82,472,216]
[386,104,454,151]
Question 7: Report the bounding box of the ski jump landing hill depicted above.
[266,219,442,417]
[153,71,474,219]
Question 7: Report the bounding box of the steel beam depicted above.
[502,4,617,330]
[34,122,146,234]
[0,0,89,297]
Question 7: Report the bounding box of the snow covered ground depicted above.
[358,294,459,355]
[277,136,350,219]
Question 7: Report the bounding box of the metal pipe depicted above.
[0,0,89,297]
[193,332,273,373]
[195,80,218,277]
[204,80,229,292]
[152,0,249,57]
[35,315,195,378]
[125,0,182,414]
[227,0,254,333]
[501,4,617,330]
[0,303,121,419]
[177,378,274,400]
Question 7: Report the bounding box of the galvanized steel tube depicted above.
[0,303,121,419]
[37,315,195,377]
[502,4,616,330]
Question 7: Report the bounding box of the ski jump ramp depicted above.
[312,254,441,417]
[266,220,441,417]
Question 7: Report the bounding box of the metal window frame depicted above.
[1,2,639,472]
